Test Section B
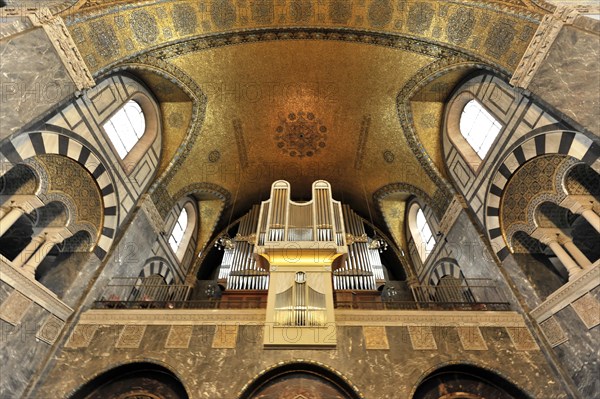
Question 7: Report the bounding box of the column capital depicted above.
[1,194,44,213]
[560,195,596,214]
[530,228,562,245]
[41,227,74,244]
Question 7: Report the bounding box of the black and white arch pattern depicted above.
[138,257,175,284]
[427,259,464,286]
[485,131,600,261]
[0,131,118,259]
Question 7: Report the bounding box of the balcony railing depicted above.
[94,278,509,311]
[94,298,268,310]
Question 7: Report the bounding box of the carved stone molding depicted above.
[530,262,600,322]
[570,293,600,329]
[363,326,389,350]
[506,326,540,351]
[212,324,238,349]
[36,314,65,345]
[0,7,96,91]
[456,326,488,350]
[539,316,568,348]
[335,310,527,327]
[0,258,73,321]
[437,195,465,236]
[64,324,98,348]
[0,290,32,326]
[115,325,146,348]
[139,194,165,235]
[408,325,437,350]
[78,308,266,325]
[510,6,579,89]
[164,325,194,349]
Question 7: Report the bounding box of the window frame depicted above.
[168,201,196,263]
[408,202,436,264]
[446,91,504,173]
[100,92,159,175]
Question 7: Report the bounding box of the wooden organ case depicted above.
[217,180,387,347]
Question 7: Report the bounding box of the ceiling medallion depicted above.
[383,150,395,163]
[208,150,221,163]
[275,112,327,158]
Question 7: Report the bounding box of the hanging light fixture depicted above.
[368,233,388,253]
[214,233,235,250]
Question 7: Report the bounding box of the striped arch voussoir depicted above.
[484,131,600,261]
[139,258,175,285]
[0,131,118,260]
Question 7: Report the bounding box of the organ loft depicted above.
[0,1,599,398]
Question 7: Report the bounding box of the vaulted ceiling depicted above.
[61,0,551,248]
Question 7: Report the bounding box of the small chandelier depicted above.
[368,233,388,253]
[214,234,235,250]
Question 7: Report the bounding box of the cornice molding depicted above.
[530,262,599,322]
[0,258,73,321]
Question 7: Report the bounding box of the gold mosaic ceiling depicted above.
[64,0,548,238]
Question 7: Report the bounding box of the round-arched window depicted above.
[408,203,436,263]
[459,99,502,159]
[168,202,196,263]
[102,100,146,159]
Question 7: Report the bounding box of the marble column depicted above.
[561,195,600,234]
[561,237,592,269]
[0,195,44,236]
[18,227,72,276]
[0,207,26,237]
[13,234,46,268]
[533,229,583,280]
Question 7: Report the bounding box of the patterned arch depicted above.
[485,130,600,260]
[373,182,441,219]
[138,257,175,285]
[427,258,464,286]
[0,131,118,259]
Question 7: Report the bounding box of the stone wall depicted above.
[32,310,567,399]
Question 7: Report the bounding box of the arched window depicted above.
[168,207,188,253]
[102,100,146,159]
[416,208,435,254]
[168,202,196,262]
[408,203,436,263]
[459,99,502,159]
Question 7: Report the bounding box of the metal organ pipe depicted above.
[216,181,387,292]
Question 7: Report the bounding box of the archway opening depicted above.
[413,364,531,399]
[240,362,361,399]
[69,362,188,399]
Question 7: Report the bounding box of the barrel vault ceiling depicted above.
[60,0,551,248]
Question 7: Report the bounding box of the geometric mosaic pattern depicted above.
[457,326,488,350]
[212,325,238,349]
[407,326,437,350]
[539,316,568,348]
[0,291,32,326]
[363,326,389,350]
[485,131,599,261]
[115,325,147,349]
[165,325,194,349]
[571,293,600,329]
[505,326,539,351]
[0,131,118,260]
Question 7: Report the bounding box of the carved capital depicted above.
[560,195,596,215]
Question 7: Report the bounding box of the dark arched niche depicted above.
[240,362,362,399]
[69,362,188,399]
[413,364,531,399]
